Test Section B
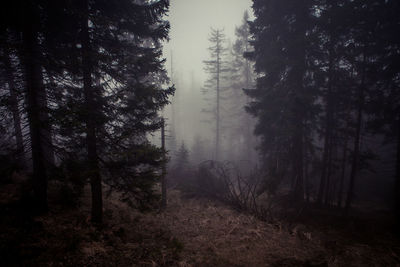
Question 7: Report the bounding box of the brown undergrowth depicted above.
[0,183,182,266]
[158,190,400,266]
[1,180,400,266]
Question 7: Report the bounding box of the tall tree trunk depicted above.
[345,53,366,215]
[324,131,334,205]
[81,0,103,224]
[215,31,220,161]
[304,144,310,202]
[395,116,400,227]
[3,48,24,157]
[330,137,339,205]
[337,139,348,208]
[40,70,55,166]
[318,42,335,205]
[292,7,307,201]
[22,2,48,212]
[244,41,253,163]
[161,119,167,209]
[293,119,304,201]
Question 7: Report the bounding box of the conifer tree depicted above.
[0,0,173,218]
[247,0,316,201]
[203,28,229,161]
[228,11,256,164]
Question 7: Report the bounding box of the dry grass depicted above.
[150,190,400,266]
[155,190,324,266]
[1,181,399,266]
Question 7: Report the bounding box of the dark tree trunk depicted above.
[344,98,363,214]
[3,49,24,157]
[39,72,55,167]
[330,138,339,205]
[337,139,348,208]
[81,0,103,224]
[324,135,333,205]
[319,117,332,205]
[22,3,48,212]
[304,146,310,202]
[395,117,400,227]
[215,31,221,161]
[318,42,335,205]
[345,53,366,215]
[293,119,304,201]
[161,119,167,209]
[244,49,253,163]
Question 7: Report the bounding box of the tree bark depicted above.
[161,119,167,209]
[324,131,334,205]
[395,117,400,227]
[22,2,48,212]
[345,52,366,215]
[337,139,348,208]
[81,0,103,224]
[304,144,310,202]
[318,41,335,205]
[293,118,304,201]
[215,30,221,161]
[39,70,55,167]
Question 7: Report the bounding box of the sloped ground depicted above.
[154,190,400,266]
[1,182,400,266]
[155,190,324,266]
[0,183,183,266]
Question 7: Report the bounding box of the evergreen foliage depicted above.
[247,0,400,211]
[226,11,257,165]
[0,0,173,220]
[202,28,229,161]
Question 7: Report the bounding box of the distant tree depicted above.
[227,11,257,164]
[191,135,206,164]
[169,142,190,186]
[175,142,190,171]
[203,28,229,161]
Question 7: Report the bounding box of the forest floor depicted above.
[148,190,400,266]
[1,181,400,266]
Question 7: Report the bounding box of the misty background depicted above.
[157,1,396,209]
[157,0,257,165]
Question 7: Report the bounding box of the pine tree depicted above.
[21,0,52,212]
[203,28,229,161]
[175,142,190,171]
[0,0,173,217]
[247,0,317,201]
[1,45,24,158]
[228,11,256,164]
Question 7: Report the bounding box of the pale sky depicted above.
[163,0,253,86]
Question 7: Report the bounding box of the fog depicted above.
[160,0,256,166]
[164,0,253,82]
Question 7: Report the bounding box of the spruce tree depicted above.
[0,0,173,218]
[203,28,229,161]
[228,11,256,164]
[247,0,316,201]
